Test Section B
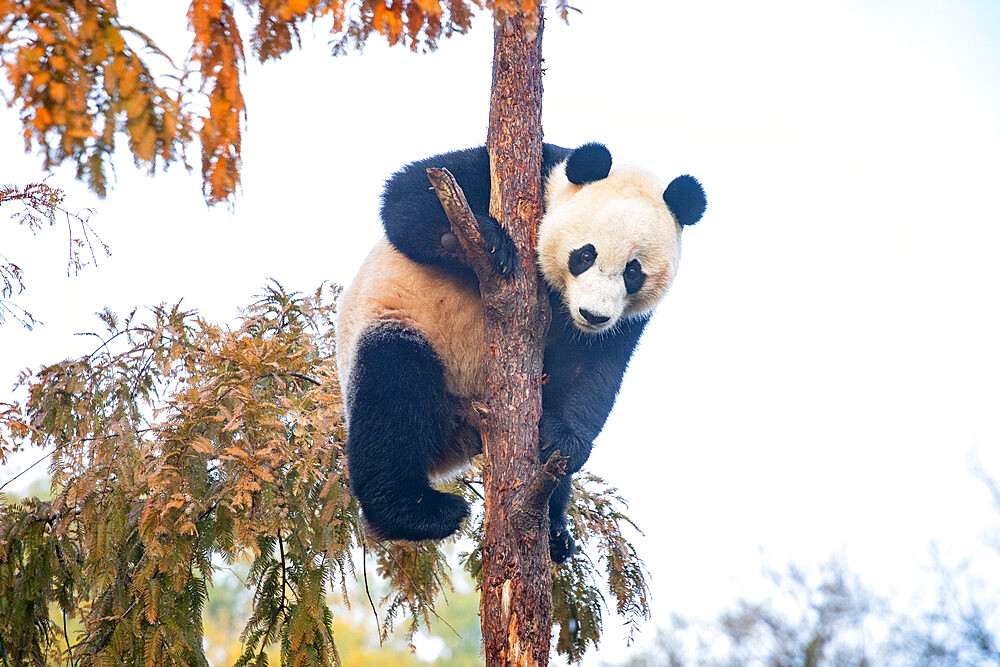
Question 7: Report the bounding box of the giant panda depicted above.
[336,143,705,563]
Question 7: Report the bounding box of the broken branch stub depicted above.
[426,167,497,286]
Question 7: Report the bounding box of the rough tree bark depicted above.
[426,7,560,666]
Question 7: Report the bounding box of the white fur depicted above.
[538,161,683,332]
[335,239,486,420]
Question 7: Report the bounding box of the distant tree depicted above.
[606,559,887,667]
[607,467,1000,667]
[893,552,1000,666]
[891,459,1000,666]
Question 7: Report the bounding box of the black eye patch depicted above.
[623,259,646,294]
[568,244,597,276]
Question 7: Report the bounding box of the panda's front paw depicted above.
[538,417,559,461]
[475,214,518,278]
[549,523,575,564]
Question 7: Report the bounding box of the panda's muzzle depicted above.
[578,308,610,325]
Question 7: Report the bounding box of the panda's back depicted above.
[336,238,487,410]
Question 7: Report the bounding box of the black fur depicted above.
[568,244,597,277]
[565,142,613,185]
[539,292,649,560]
[663,175,707,226]
[624,259,646,294]
[360,143,667,562]
[346,323,470,541]
[380,144,573,279]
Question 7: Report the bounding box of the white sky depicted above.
[2,0,1000,663]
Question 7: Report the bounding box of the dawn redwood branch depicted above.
[426,169,564,531]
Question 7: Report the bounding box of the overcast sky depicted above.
[2,0,1000,663]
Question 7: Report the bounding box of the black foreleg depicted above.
[548,472,576,563]
[346,323,468,541]
[539,414,593,563]
[538,314,650,563]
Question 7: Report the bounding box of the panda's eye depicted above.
[568,244,597,276]
[623,259,646,294]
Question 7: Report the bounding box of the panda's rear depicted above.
[337,238,487,408]
[336,238,487,482]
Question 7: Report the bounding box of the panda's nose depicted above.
[579,308,610,325]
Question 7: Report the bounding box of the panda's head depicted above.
[538,143,706,334]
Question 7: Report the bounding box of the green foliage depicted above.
[551,473,651,662]
[0,282,650,665]
[2,283,350,666]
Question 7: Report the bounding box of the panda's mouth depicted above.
[571,317,615,335]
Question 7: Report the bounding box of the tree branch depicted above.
[361,542,382,646]
[427,167,564,533]
[512,452,567,534]
[426,167,496,286]
[0,449,50,492]
[277,531,288,623]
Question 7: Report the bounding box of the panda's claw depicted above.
[549,524,575,564]
[492,242,519,278]
[475,214,519,278]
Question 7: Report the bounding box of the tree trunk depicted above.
[479,9,552,667]
[427,8,555,664]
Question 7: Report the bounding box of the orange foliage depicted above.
[374,1,405,44]
[0,401,30,465]
[1,1,194,198]
[0,0,549,205]
[188,0,246,204]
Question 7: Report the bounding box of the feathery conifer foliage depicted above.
[0,0,577,206]
[0,282,648,665]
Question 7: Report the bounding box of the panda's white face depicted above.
[538,162,683,334]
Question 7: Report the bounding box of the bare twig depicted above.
[361,542,382,646]
[62,607,77,667]
[285,372,321,387]
[277,532,288,622]
[88,598,139,653]
[0,448,51,493]
[460,477,485,502]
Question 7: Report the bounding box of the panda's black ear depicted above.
[565,143,612,185]
[663,175,706,226]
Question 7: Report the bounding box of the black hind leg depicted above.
[346,323,468,541]
[548,473,575,563]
